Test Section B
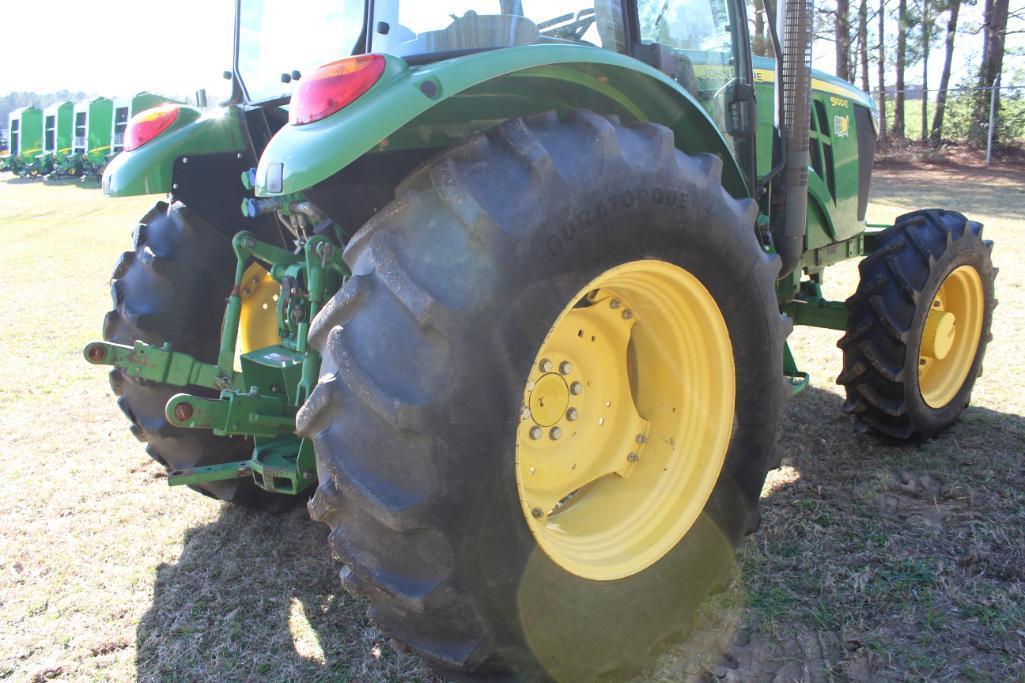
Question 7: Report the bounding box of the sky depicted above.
[0,0,236,100]
[0,0,1020,103]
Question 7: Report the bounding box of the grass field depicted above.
[1,162,1023,682]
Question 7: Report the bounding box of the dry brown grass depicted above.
[0,165,1022,682]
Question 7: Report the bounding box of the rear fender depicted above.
[255,45,747,198]
[102,106,247,197]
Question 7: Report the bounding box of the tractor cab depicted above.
[234,0,754,175]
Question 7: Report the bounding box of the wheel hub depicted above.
[515,260,735,581]
[528,372,570,427]
[238,263,282,355]
[918,265,984,408]
[922,308,957,360]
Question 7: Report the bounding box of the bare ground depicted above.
[0,164,1022,682]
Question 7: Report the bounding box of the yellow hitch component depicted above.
[515,259,735,581]
[918,265,984,408]
[238,263,282,355]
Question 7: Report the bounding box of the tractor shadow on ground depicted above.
[134,501,433,681]
[135,386,1025,682]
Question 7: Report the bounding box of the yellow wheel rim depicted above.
[515,259,735,581]
[238,263,282,355]
[918,265,984,409]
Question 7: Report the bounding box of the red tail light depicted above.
[124,104,179,151]
[290,54,386,126]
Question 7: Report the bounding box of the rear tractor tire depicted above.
[103,200,293,511]
[300,111,790,679]
[838,209,997,438]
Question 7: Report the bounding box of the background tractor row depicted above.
[82,0,997,679]
[1,92,173,179]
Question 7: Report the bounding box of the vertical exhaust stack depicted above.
[774,0,813,278]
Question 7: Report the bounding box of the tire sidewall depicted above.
[905,234,995,430]
[436,161,781,678]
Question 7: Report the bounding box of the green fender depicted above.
[102,106,247,197]
[255,44,747,198]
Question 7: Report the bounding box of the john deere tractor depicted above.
[84,0,997,679]
[3,107,43,176]
[53,97,115,180]
[29,101,74,177]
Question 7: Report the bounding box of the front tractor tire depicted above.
[838,209,997,438]
[299,111,790,679]
[103,200,292,510]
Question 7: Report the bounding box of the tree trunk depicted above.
[837,0,853,81]
[970,0,1009,146]
[859,0,871,92]
[930,0,960,144]
[894,0,907,138]
[878,0,888,141]
[921,3,930,142]
[753,0,772,56]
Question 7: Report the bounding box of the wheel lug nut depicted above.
[610,299,621,309]
[559,361,572,375]
[539,358,553,373]
[549,426,562,440]
[570,381,583,395]
[636,434,646,444]
[531,507,544,519]
[529,426,543,440]
[622,309,633,319]
[566,407,579,421]
[521,407,531,421]
[627,452,639,462]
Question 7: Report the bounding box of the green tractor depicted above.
[84,0,997,679]
[2,106,43,176]
[53,97,115,180]
[29,100,74,177]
